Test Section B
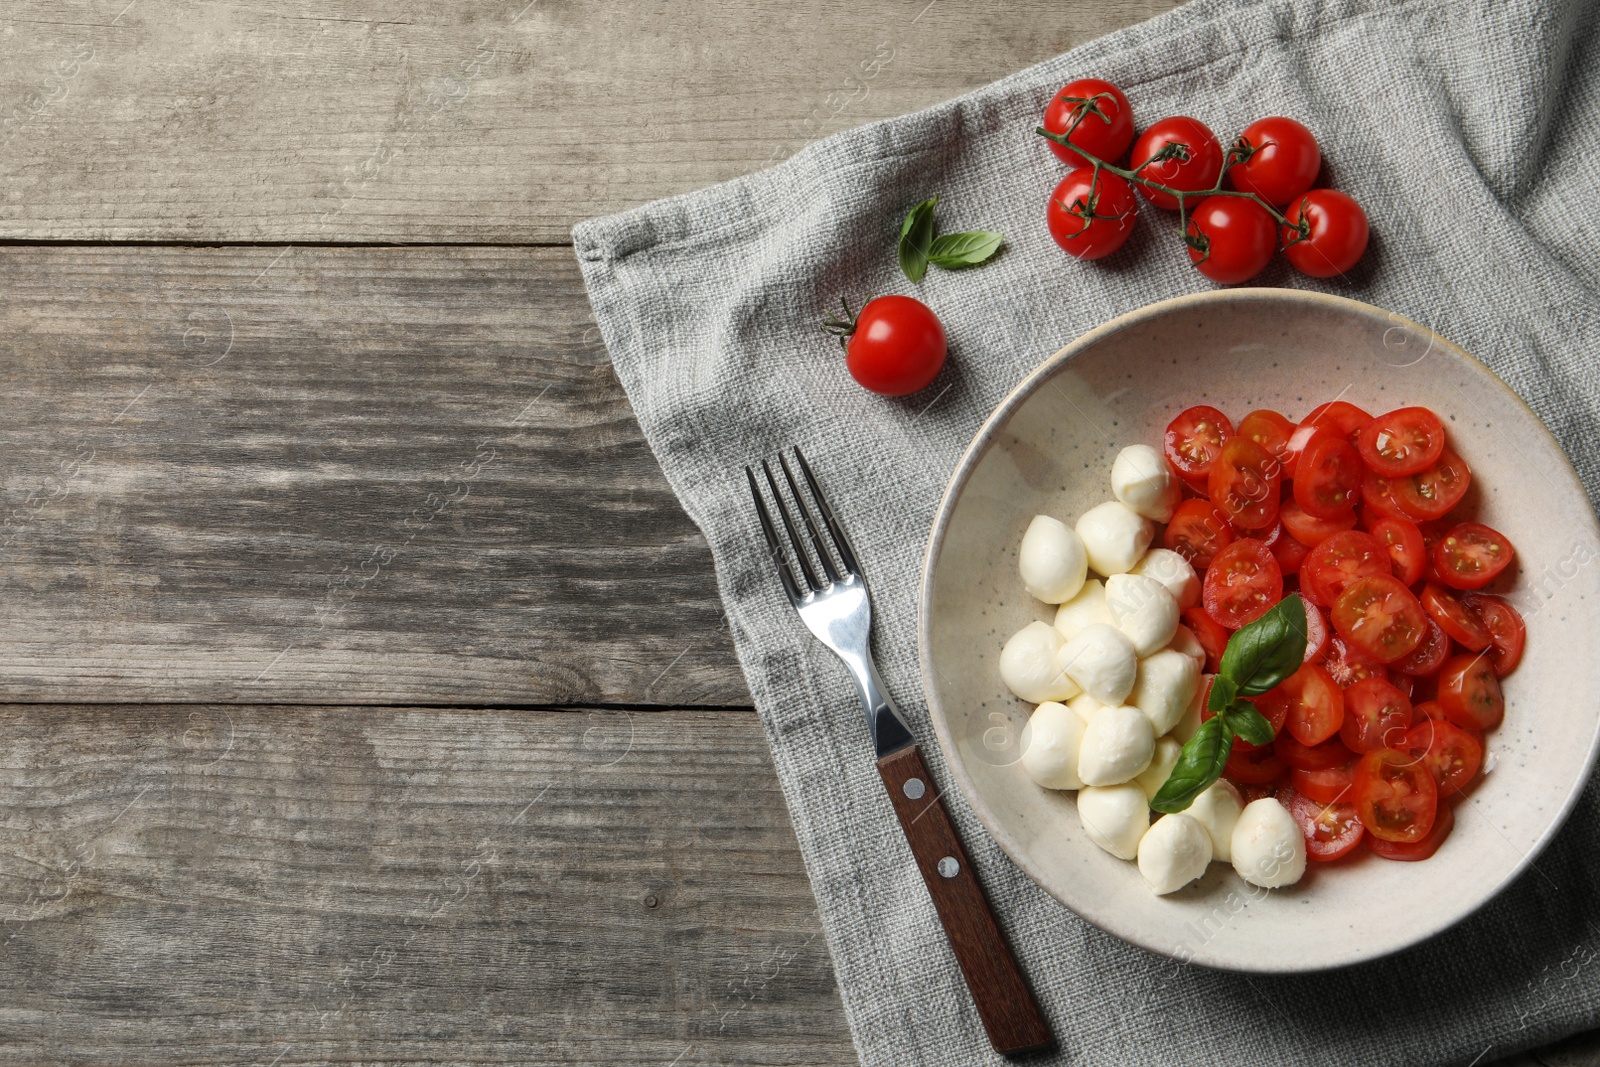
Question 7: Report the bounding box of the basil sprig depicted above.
[1150,594,1308,814]
[897,196,1004,282]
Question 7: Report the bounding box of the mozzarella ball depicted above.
[1186,779,1244,863]
[1053,579,1112,641]
[1167,625,1208,672]
[1231,798,1308,888]
[1077,704,1155,787]
[1111,444,1182,523]
[1019,702,1086,791]
[1075,501,1155,577]
[1130,548,1201,610]
[1056,623,1137,706]
[1000,622,1082,703]
[1077,784,1150,860]
[1169,677,1207,743]
[1134,735,1183,800]
[1137,813,1213,895]
[1129,649,1201,736]
[1067,691,1107,726]
[1105,573,1180,657]
[1018,515,1088,604]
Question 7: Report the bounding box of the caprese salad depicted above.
[1000,399,1521,896]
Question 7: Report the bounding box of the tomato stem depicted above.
[1036,125,1295,252]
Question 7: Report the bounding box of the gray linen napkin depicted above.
[574,0,1600,1062]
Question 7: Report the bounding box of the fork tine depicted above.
[746,467,803,604]
[777,453,841,584]
[761,459,821,593]
[791,446,860,576]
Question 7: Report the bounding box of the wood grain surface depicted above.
[0,244,744,707]
[0,0,1178,243]
[0,703,850,1067]
[0,0,1595,1063]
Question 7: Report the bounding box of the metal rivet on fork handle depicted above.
[902,777,926,800]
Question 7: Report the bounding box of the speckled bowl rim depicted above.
[917,287,1600,973]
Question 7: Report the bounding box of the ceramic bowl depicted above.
[918,289,1600,972]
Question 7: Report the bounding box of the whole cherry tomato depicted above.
[1130,116,1224,210]
[1226,116,1322,206]
[1047,168,1139,260]
[1283,189,1369,277]
[836,296,946,396]
[1186,195,1277,285]
[1042,79,1135,165]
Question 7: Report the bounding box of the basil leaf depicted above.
[927,230,1004,269]
[1220,594,1308,696]
[1206,673,1238,713]
[1226,699,1276,747]
[897,197,937,283]
[1150,715,1233,814]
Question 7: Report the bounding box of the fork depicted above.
[746,447,1053,1057]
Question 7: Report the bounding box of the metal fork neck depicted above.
[838,648,914,757]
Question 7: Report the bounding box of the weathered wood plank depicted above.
[0,0,1180,243]
[0,244,745,705]
[0,703,853,1066]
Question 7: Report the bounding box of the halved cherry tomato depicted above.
[1282,785,1366,862]
[1368,797,1453,861]
[1412,699,1447,722]
[1420,583,1492,651]
[1356,407,1445,477]
[1165,405,1235,486]
[1390,447,1472,522]
[1181,606,1229,673]
[1322,634,1389,688]
[1267,662,1344,745]
[1462,593,1525,676]
[1360,468,1415,523]
[1302,400,1374,444]
[1275,731,1356,771]
[1369,517,1426,586]
[1263,521,1313,577]
[1236,409,1296,470]
[1300,531,1389,608]
[1163,498,1234,569]
[1437,653,1504,731]
[1302,603,1330,662]
[1352,748,1438,844]
[1203,539,1283,629]
[1340,676,1414,753]
[1290,762,1355,804]
[1331,574,1428,664]
[1209,437,1282,530]
[1391,619,1451,677]
[1225,745,1287,785]
[1434,522,1516,590]
[1417,520,1449,584]
[1293,430,1362,520]
[1279,498,1357,546]
[1402,719,1482,796]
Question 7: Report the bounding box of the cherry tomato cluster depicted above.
[1038,78,1370,284]
[1159,398,1520,863]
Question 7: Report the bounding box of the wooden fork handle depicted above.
[876,744,1054,1057]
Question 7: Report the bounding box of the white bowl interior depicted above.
[920,289,1600,972]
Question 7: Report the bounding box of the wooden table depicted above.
[0,2,1594,1063]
